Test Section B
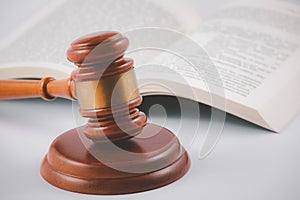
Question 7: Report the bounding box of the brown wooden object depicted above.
[0,77,76,100]
[0,31,190,195]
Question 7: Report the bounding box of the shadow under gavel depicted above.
[0,31,190,195]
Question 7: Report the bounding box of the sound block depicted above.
[41,123,190,195]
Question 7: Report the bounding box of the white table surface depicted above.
[1,1,300,200]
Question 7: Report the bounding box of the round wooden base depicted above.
[40,123,190,195]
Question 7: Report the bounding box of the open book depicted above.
[0,0,299,132]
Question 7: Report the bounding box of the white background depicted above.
[0,0,300,200]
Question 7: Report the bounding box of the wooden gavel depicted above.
[0,31,190,195]
[0,32,145,142]
[0,32,135,104]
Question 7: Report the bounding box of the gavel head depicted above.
[66,31,147,143]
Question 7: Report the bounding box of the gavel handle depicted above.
[0,77,76,101]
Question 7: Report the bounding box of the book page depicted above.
[0,0,200,79]
[189,0,300,104]
[140,0,300,102]
[137,0,300,98]
[140,0,300,131]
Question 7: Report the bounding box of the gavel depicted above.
[0,31,190,195]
